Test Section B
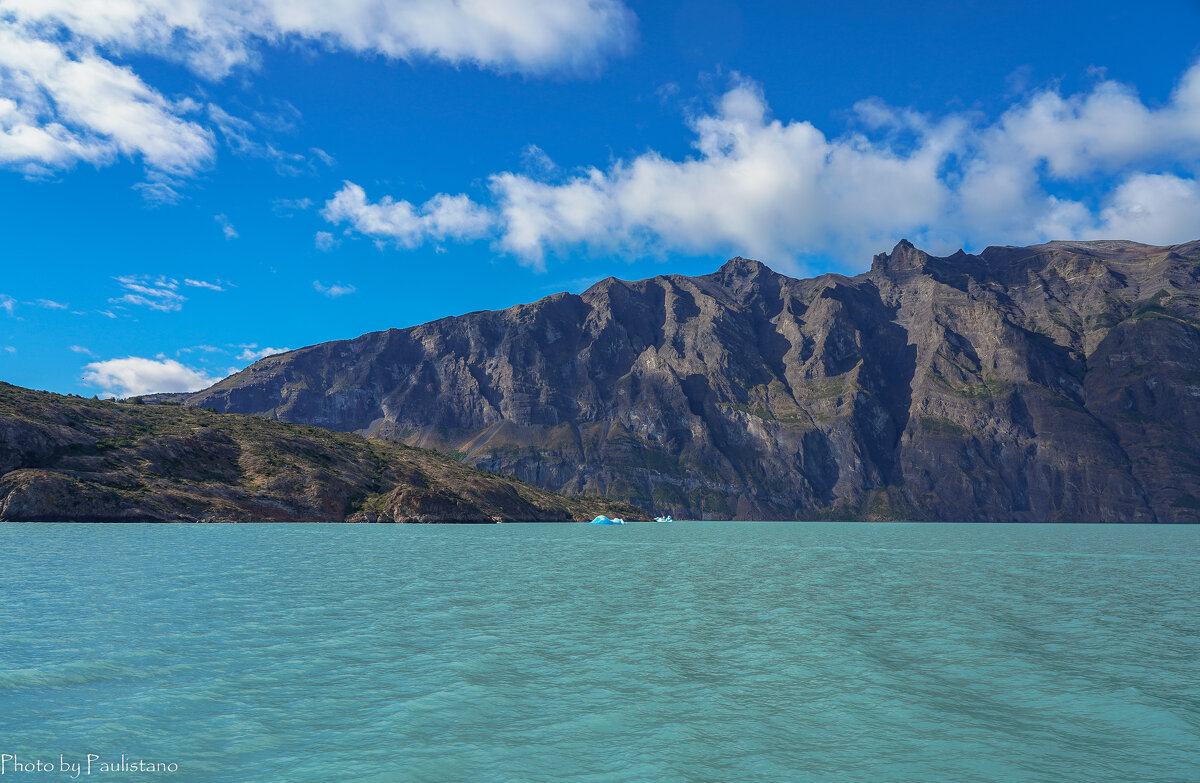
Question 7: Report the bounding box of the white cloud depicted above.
[313,280,356,298]
[0,22,215,177]
[237,344,290,362]
[310,147,335,167]
[321,64,1200,268]
[1091,173,1200,244]
[0,295,16,315]
[82,356,223,397]
[274,197,314,217]
[132,174,186,205]
[490,78,964,265]
[521,144,558,175]
[322,182,494,248]
[314,231,337,251]
[69,344,96,357]
[1,0,636,79]
[33,298,68,309]
[208,105,316,176]
[4,346,15,354]
[981,69,1200,179]
[0,0,635,176]
[214,213,238,240]
[110,275,185,312]
[184,278,225,291]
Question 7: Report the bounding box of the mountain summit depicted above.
[188,239,1200,522]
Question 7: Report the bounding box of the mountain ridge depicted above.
[0,383,642,523]
[187,238,1200,522]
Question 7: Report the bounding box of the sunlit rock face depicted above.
[191,239,1200,522]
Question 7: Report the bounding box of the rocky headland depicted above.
[0,383,642,523]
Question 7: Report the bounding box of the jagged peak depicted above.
[871,238,932,274]
[717,256,771,276]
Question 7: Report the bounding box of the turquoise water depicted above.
[1,523,1197,782]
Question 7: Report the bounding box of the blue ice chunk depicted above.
[589,516,626,525]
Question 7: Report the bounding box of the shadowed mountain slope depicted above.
[189,239,1200,522]
[0,383,642,523]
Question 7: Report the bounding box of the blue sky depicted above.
[1,0,1199,397]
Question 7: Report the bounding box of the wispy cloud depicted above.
[69,345,97,357]
[110,275,186,312]
[0,295,16,316]
[313,280,356,298]
[208,105,319,176]
[273,197,314,217]
[314,231,337,251]
[184,278,225,291]
[214,214,238,240]
[133,172,188,206]
[33,298,68,309]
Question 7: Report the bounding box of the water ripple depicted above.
[0,522,1197,782]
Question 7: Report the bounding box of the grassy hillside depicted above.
[0,383,643,523]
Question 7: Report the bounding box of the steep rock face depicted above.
[190,240,1200,522]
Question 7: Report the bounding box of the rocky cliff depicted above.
[188,239,1200,522]
[0,383,641,523]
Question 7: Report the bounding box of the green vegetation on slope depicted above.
[0,383,642,523]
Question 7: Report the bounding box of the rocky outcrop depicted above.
[0,383,642,523]
[189,239,1200,522]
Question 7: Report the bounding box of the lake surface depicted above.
[1,522,1197,782]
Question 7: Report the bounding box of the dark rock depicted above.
[188,239,1200,522]
[0,384,642,523]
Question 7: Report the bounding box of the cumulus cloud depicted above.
[110,275,185,312]
[322,182,495,248]
[0,0,635,176]
[313,281,356,298]
[1091,174,1200,244]
[323,65,1200,268]
[82,356,223,397]
[982,68,1200,179]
